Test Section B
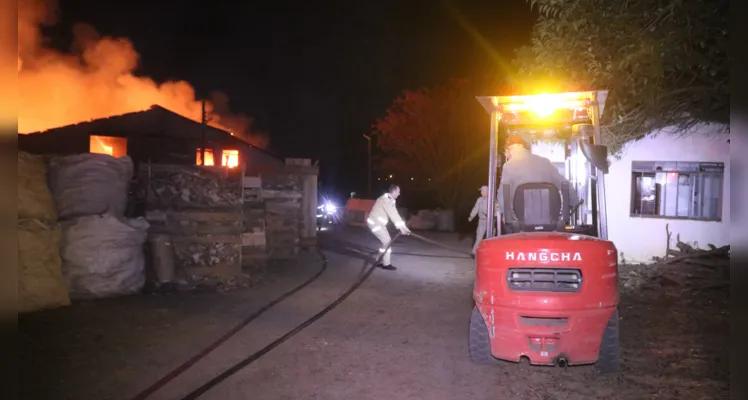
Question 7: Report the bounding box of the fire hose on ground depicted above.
[130,231,472,400]
[407,232,474,257]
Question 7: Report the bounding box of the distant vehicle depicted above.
[317,193,341,230]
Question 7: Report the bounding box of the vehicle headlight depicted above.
[325,203,337,214]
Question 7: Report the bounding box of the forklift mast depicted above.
[475,91,610,240]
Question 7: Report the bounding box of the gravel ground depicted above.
[20,226,729,400]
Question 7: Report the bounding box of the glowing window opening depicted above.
[89,135,127,157]
[196,148,215,166]
[222,149,239,168]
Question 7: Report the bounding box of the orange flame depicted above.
[89,135,127,157]
[17,0,270,149]
[222,150,239,168]
[91,136,112,155]
[196,149,215,166]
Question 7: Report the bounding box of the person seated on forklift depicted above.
[497,135,578,233]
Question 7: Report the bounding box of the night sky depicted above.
[46,0,536,198]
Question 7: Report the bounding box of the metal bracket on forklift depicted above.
[570,199,584,215]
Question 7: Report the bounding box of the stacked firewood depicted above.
[262,173,302,259]
[141,165,242,210]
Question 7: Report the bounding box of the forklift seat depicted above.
[503,182,570,233]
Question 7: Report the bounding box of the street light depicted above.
[363,131,380,198]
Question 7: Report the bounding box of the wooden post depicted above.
[200,100,207,165]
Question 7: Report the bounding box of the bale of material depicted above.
[61,214,149,299]
[17,152,58,221]
[18,219,70,313]
[48,153,133,219]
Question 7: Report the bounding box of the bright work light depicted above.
[486,92,594,121]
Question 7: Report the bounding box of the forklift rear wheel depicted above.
[469,306,497,365]
[595,308,621,374]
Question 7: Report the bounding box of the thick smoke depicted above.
[18,0,269,149]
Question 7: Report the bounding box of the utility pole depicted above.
[200,99,207,165]
[363,133,374,198]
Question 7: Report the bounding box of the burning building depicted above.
[18,104,320,280]
[18,104,283,169]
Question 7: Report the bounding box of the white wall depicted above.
[534,125,730,263]
[607,125,730,263]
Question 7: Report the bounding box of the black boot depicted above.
[377,263,397,271]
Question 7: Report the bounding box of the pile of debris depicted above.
[141,165,242,209]
[620,227,729,293]
[138,165,246,292]
[189,272,254,293]
[661,237,729,268]
[655,240,729,287]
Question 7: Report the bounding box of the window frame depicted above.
[628,160,724,222]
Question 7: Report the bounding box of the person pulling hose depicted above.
[367,184,411,270]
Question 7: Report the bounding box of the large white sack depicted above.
[61,214,149,299]
[49,153,133,219]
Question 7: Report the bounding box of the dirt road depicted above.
[20,226,728,400]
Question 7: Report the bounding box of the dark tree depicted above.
[513,0,728,152]
[372,79,489,210]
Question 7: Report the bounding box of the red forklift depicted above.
[470,91,620,373]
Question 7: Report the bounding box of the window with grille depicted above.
[629,161,724,221]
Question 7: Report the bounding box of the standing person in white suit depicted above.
[468,185,489,257]
[367,185,411,270]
